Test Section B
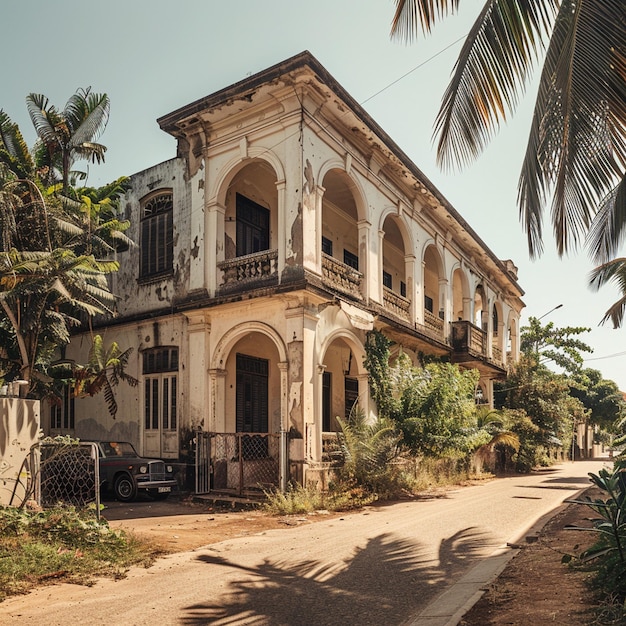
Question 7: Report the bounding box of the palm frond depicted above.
[434,0,558,172]
[25,94,59,149]
[519,0,626,257]
[588,258,626,327]
[64,88,110,150]
[390,0,459,41]
[0,110,34,177]
[586,174,626,263]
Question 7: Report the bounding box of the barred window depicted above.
[141,192,173,278]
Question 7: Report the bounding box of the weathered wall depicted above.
[0,399,40,506]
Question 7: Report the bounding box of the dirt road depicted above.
[1,460,608,625]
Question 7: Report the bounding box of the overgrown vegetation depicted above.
[0,504,160,601]
[0,89,135,411]
[565,459,626,621]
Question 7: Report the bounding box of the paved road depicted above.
[1,460,608,625]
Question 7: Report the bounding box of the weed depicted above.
[0,505,160,601]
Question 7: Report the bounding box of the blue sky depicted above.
[4,1,625,389]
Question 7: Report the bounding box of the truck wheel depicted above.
[114,474,137,502]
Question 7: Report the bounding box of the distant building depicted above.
[48,52,525,492]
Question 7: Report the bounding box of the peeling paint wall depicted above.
[110,158,193,317]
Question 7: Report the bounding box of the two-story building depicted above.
[52,51,524,493]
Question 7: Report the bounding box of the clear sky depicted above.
[4,1,625,389]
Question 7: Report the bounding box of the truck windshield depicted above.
[102,442,138,457]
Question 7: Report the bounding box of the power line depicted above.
[584,351,626,362]
[360,35,466,106]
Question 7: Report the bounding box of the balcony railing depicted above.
[218,249,278,289]
[321,253,363,300]
[492,345,502,363]
[383,286,411,321]
[451,320,486,356]
[422,309,444,336]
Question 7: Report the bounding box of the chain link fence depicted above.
[38,441,100,516]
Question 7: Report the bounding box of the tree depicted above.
[569,367,626,430]
[0,91,129,401]
[390,1,626,259]
[520,316,593,374]
[26,88,109,192]
[496,355,586,458]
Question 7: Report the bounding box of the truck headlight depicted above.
[139,465,148,474]
[167,465,173,473]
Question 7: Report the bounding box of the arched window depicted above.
[141,192,173,278]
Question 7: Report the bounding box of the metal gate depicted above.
[195,431,211,494]
[195,432,282,496]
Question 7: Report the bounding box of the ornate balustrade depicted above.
[321,253,363,300]
[218,249,278,288]
[423,309,444,336]
[492,345,502,363]
[383,286,411,321]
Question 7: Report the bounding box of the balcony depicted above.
[217,249,278,292]
[451,320,486,356]
[321,253,363,300]
[383,286,411,321]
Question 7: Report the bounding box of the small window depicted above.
[322,236,333,256]
[400,281,406,297]
[343,249,359,270]
[424,295,434,313]
[141,192,173,279]
[382,271,392,289]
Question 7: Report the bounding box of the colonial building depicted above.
[51,51,525,492]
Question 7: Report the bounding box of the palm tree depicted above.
[0,103,120,397]
[26,88,109,191]
[390,1,626,258]
[70,334,138,419]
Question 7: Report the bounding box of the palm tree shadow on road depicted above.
[180,527,495,625]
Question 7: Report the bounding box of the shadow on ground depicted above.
[179,526,496,625]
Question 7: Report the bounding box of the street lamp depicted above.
[538,303,563,320]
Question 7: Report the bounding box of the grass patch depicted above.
[0,505,162,602]
[263,483,375,515]
[264,457,494,516]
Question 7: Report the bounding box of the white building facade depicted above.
[50,52,525,491]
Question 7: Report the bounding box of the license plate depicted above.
[158,486,171,493]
